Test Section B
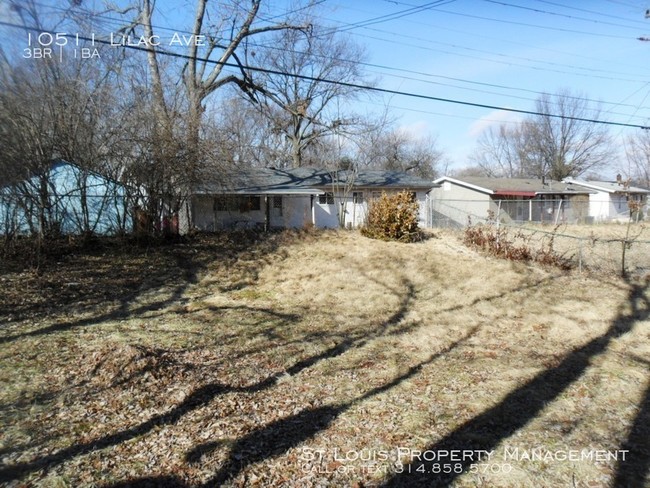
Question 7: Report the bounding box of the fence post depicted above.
[578,238,583,273]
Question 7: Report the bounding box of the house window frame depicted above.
[214,195,261,213]
[319,192,334,205]
[353,191,364,204]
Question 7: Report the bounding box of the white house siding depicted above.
[187,194,315,232]
[588,191,615,222]
[588,193,636,222]
[187,188,431,232]
[270,195,313,228]
[415,190,428,226]
[314,199,339,228]
[189,195,213,231]
[343,200,368,228]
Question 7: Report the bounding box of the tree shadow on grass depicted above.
[379,279,649,487]
[0,274,419,484]
[104,327,480,488]
[613,359,650,488]
[0,231,287,343]
[1,265,570,485]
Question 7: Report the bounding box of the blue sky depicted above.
[311,0,650,175]
[1,0,649,176]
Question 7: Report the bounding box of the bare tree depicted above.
[527,90,614,179]
[205,96,292,169]
[470,90,614,180]
[126,0,309,161]
[101,0,311,233]
[250,23,371,167]
[357,128,445,179]
[626,129,650,188]
[468,124,529,178]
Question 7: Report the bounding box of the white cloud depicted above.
[468,109,522,138]
[397,120,432,139]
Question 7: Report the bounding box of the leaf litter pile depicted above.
[1,229,649,487]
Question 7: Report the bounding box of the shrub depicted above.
[361,191,420,242]
[464,223,573,270]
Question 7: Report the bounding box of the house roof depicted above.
[193,167,436,194]
[563,178,650,194]
[434,176,593,197]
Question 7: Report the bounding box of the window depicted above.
[244,196,261,212]
[214,195,260,212]
[319,192,334,204]
[353,191,364,204]
[215,196,237,212]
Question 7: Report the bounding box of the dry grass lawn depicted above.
[0,229,648,487]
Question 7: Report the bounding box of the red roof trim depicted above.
[493,190,537,197]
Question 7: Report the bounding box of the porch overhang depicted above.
[493,190,536,197]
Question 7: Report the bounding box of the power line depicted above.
[324,0,455,34]
[24,1,650,90]
[533,0,650,26]
[320,4,650,79]
[426,6,635,39]
[483,0,647,30]
[2,21,648,131]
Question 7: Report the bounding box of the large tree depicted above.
[469,123,529,178]
[129,0,310,161]
[470,90,614,180]
[250,23,370,168]
[94,0,312,231]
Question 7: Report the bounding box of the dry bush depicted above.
[361,191,420,242]
[464,223,573,270]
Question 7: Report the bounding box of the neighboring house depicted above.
[563,178,649,222]
[180,167,435,232]
[430,176,594,227]
[0,160,132,236]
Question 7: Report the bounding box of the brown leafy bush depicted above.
[361,191,420,242]
[464,223,573,270]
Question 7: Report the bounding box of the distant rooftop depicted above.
[564,178,650,194]
[435,176,592,196]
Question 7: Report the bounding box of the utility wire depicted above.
[24,1,650,86]
[533,0,650,26]
[2,21,648,131]
[483,0,647,30]
[425,6,635,39]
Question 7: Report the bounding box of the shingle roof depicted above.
[193,167,435,194]
[435,176,593,196]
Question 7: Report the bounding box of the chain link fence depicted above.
[427,199,650,276]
